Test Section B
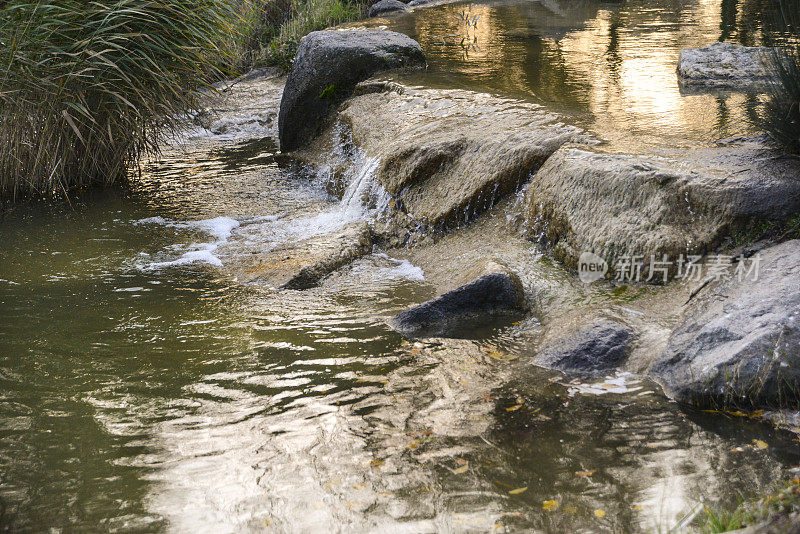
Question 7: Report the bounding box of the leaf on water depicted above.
[509,487,528,495]
[563,504,578,515]
[407,440,421,450]
[506,404,523,412]
[575,470,596,478]
[633,504,644,511]
[542,499,559,511]
[753,439,769,450]
[452,465,469,474]
[594,509,606,518]
[455,458,469,465]
[370,459,384,468]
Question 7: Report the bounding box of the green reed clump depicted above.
[0,1,237,199]
[239,0,368,71]
[758,0,800,154]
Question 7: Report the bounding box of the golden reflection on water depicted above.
[359,0,776,149]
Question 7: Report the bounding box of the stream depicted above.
[1,0,800,532]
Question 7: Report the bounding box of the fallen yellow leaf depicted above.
[753,439,769,450]
[455,457,468,465]
[407,440,420,450]
[506,404,523,412]
[509,487,528,495]
[542,499,559,511]
[370,459,384,468]
[575,470,596,478]
[594,509,606,518]
[452,465,469,475]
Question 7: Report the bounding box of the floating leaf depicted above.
[455,458,468,465]
[452,465,469,475]
[509,487,528,495]
[506,404,523,412]
[594,509,606,518]
[370,459,384,468]
[542,499,559,511]
[407,440,421,450]
[753,439,769,450]
[575,470,596,478]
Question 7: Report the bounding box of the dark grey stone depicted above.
[278,30,425,152]
[368,0,409,17]
[389,271,527,338]
[650,240,800,409]
[535,320,634,374]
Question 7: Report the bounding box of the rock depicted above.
[330,84,583,235]
[278,30,425,152]
[524,142,800,273]
[650,240,800,409]
[677,42,775,89]
[368,0,408,17]
[534,320,634,374]
[234,223,373,289]
[389,261,527,338]
[407,0,443,6]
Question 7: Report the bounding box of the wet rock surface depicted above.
[334,83,584,234]
[390,261,527,337]
[534,320,635,374]
[231,222,373,289]
[524,142,800,271]
[650,240,800,409]
[368,0,409,17]
[278,30,425,152]
[677,42,775,89]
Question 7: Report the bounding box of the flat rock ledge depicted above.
[389,261,527,338]
[677,42,775,89]
[524,142,800,273]
[278,30,425,152]
[649,240,800,409]
[534,320,635,375]
[232,223,373,290]
[334,84,584,236]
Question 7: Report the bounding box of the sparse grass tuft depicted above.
[758,0,800,154]
[0,1,237,199]
[696,480,800,533]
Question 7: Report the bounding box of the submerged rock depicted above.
[677,42,775,89]
[278,30,425,152]
[524,142,800,272]
[368,0,408,17]
[389,261,527,338]
[534,320,635,374]
[235,223,373,289]
[650,240,800,409]
[333,84,583,235]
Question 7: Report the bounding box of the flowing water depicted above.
[1,2,800,533]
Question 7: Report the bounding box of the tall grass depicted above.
[0,1,236,199]
[239,0,369,70]
[759,0,800,154]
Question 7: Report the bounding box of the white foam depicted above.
[134,216,240,269]
[564,371,643,397]
[372,253,425,281]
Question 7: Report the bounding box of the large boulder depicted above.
[534,320,635,374]
[368,0,408,17]
[524,142,800,272]
[649,240,800,408]
[278,30,425,152]
[389,261,527,337]
[677,42,775,89]
[330,83,584,235]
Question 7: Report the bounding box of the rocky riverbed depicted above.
[2,1,799,531]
